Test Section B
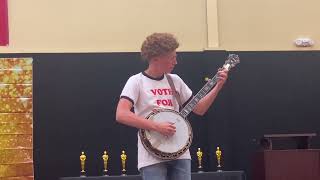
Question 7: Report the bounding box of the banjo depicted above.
[139,54,240,160]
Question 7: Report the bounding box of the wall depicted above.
[0,0,319,52]
[0,0,208,52]
[217,0,320,50]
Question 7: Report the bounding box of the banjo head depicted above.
[139,109,193,160]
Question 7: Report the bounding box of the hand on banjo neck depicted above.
[214,67,229,89]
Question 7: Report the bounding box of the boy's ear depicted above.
[151,57,160,62]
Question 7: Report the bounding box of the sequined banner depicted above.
[0,176,34,180]
[0,58,32,70]
[0,123,32,134]
[0,70,32,84]
[0,84,32,98]
[0,163,33,177]
[0,98,32,113]
[0,113,32,123]
[0,149,33,164]
[0,58,33,179]
[0,134,32,148]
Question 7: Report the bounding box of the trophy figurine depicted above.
[102,150,109,176]
[196,148,203,172]
[216,147,222,172]
[121,150,127,176]
[80,151,86,177]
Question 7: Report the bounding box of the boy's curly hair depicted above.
[141,33,179,61]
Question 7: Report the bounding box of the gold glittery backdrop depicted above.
[0,58,33,179]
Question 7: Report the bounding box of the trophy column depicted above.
[216,147,222,172]
[196,148,203,173]
[80,151,86,177]
[120,150,127,176]
[102,150,109,176]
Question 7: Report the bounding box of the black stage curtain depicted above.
[1,51,319,180]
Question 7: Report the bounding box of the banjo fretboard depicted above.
[178,54,239,118]
[179,75,218,118]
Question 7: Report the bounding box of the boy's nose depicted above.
[173,58,177,65]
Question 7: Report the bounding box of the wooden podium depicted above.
[252,133,320,180]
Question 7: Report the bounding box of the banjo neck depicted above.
[179,54,240,118]
[179,74,219,118]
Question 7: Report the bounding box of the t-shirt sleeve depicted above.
[120,75,139,105]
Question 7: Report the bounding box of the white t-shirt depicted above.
[120,72,193,170]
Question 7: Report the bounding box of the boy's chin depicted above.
[166,69,173,74]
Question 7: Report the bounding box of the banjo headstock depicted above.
[223,54,240,71]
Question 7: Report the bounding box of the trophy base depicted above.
[197,167,204,173]
[80,171,86,177]
[121,170,127,176]
[217,164,222,172]
[103,170,109,176]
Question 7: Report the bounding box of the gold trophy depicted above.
[80,151,86,176]
[102,150,109,176]
[216,147,222,172]
[121,150,127,176]
[196,148,203,172]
